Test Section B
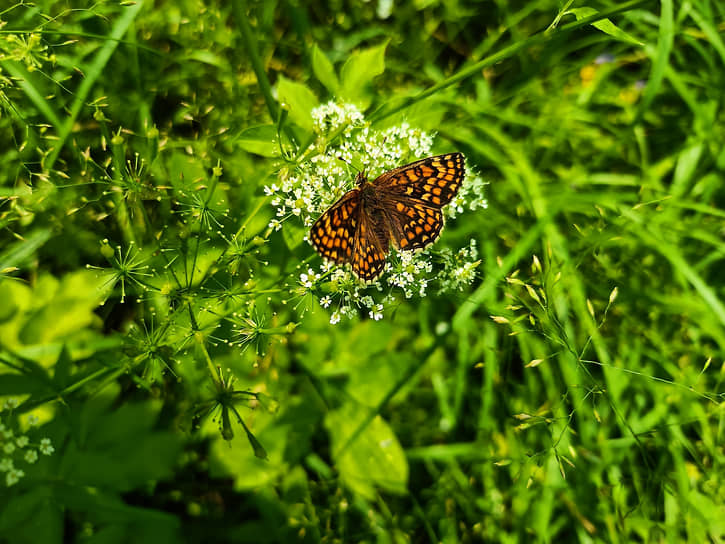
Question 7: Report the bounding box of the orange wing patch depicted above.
[389,199,444,251]
[309,191,360,264]
[374,152,465,208]
[350,207,388,281]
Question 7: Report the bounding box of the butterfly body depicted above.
[310,153,465,281]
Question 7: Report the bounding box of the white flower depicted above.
[24,450,38,464]
[15,436,29,448]
[6,468,24,486]
[2,398,19,410]
[39,438,54,456]
[330,311,341,325]
[0,458,13,472]
[3,443,15,454]
[369,304,384,321]
[320,296,332,308]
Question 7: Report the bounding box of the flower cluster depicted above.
[267,101,488,323]
[1,399,55,487]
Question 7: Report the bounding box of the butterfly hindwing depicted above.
[350,204,388,281]
[385,198,444,251]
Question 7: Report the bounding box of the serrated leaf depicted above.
[312,44,339,94]
[277,75,318,133]
[340,40,389,107]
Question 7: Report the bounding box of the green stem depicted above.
[231,0,279,122]
[196,330,221,388]
[17,367,124,414]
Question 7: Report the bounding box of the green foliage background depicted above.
[1,0,724,542]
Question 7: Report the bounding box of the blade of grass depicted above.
[635,0,674,121]
[45,1,144,170]
[0,60,62,129]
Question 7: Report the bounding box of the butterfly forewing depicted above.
[309,190,360,265]
[374,152,465,208]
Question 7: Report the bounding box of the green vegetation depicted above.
[1,0,724,541]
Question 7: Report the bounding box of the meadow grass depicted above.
[1,0,724,542]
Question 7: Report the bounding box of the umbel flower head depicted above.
[266,102,487,323]
[1,399,55,487]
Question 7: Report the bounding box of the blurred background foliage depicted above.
[1,0,725,542]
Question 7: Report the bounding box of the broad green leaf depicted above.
[277,75,318,133]
[0,487,62,542]
[235,124,280,157]
[59,395,182,492]
[326,405,408,499]
[340,40,389,107]
[311,44,339,94]
[566,8,644,46]
[0,271,107,365]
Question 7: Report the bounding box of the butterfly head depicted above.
[354,170,368,188]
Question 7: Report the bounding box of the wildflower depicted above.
[39,438,54,456]
[1,413,55,487]
[267,101,487,323]
[6,468,24,487]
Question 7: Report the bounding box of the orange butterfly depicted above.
[310,153,465,280]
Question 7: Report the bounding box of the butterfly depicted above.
[309,153,465,281]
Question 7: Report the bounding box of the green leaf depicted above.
[326,405,408,499]
[235,124,280,157]
[636,0,673,120]
[566,8,644,46]
[281,218,307,250]
[0,487,63,543]
[277,75,318,133]
[311,44,339,94]
[671,143,703,198]
[0,229,52,274]
[60,394,183,492]
[340,40,389,107]
[209,411,287,490]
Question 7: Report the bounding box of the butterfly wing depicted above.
[309,190,360,265]
[374,152,464,251]
[373,152,465,208]
[350,202,388,281]
[382,199,444,251]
